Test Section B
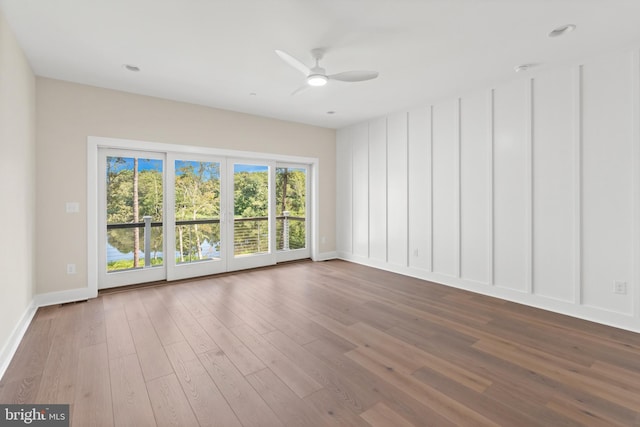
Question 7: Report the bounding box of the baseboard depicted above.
[0,300,38,381]
[33,287,97,307]
[314,251,338,261]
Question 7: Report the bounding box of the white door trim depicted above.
[88,136,319,296]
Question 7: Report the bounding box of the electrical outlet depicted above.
[65,202,79,213]
[613,281,627,295]
[67,264,76,275]
[413,249,419,257]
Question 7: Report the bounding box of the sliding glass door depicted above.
[166,154,227,280]
[276,164,310,262]
[227,160,277,271]
[98,149,166,288]
[97,149,307,289]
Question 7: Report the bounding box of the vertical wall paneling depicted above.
[336,128,353,254]
[525,79,533,294]
[369,117,388,262]
[430,106,434,272]
[632,49,640,320]
[454,99,462,278]
[493,79,528,291]
[432,100,458,276]
[408,107,432,271]
[532,67,575,302]
[387,112,409,267]
[352,123,370,258]
[336,47,640,332]
[488,90,495,286]
[460,91,490,285]
[573,65,584,305]
[581,52,633,314]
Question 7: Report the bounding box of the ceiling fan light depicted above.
[307,74,328,87]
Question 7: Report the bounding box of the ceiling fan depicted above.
[275,48,379,95]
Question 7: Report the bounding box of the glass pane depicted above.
[175,160,221,264]
[106,156,163,272]
[234,164,269,256]
[276,167,306,251]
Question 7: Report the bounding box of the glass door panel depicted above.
[228,160,276,271]
[276,164,311,262]
[99,150,166,289]
[167,155,226,280]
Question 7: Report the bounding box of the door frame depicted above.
[97,148,168,289]
[166,152,228,281]
[275,162,312,263]
[227,158,277,272]
[88,136,319,296]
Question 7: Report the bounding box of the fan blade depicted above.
[291,85,310,96]
[328,70,379,82]
[275,50,310,76]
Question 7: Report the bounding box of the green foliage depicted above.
[234,171,268,217]
[107,257,163,271]
[175,161,221,261]
[105,158,308,268]
[106,157,164,266]
[276,168,306,249]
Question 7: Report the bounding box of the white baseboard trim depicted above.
[33,287,97,308]
[314,251,338,261]
[0,300,38,381]
[337,253,640,334]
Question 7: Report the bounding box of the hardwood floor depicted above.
[2,259,640,426]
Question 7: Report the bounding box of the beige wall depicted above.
[36,78,336,294]
[0,13,36,355]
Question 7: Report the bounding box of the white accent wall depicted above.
[336,47,640,332]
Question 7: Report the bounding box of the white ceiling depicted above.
[2,0,640,129]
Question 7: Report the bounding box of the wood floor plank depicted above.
[411,365,549,427]
[303,388,371,427]
[303,338,456,427]
[360,402,415,427]
[1,318,53,383]
[348,321,492,392]
[109,353,156,427]
[196,314,265,375]
[198,350,285,427]
[473,338,640,412]
[233,286,318,345]
[546,395,631,427]
[265,330,379,414]
[140,294,185,346]
[230,324,323,398]
[35,331,78,404]
[167,304,219,354]
[164,341,241,427]
[104,306,136,360]
[346,348,500,426]
[146,373,200,427]
[128,316,174,382]
[246,368,330,427]
[77,298,107,348]
[122,290,149,322]
[73,342,114,426]
[167,285,213,319]
[0,375,41,405]
[218,298,277,335]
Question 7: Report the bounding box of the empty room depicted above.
[1,1,640,426]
